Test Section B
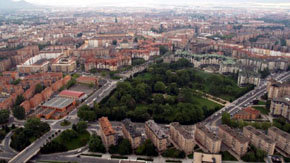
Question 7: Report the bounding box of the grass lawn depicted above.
[54,131,90,150]
[221,151,237,161]
[253,106,269,115]
[257,101,266,105]
[192,94,222,109]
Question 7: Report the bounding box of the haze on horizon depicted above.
[20,0,290,7]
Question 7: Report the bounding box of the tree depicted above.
[12,106,25,120]
[222,112,231,126]
[0,110,10,124]
[89,133,106,153]
[40,140,67,154]
[14,95,25,106]
[77,105,97,121]
[159,45,168,55]
[75,121,88,133]
[154,81,166,93]
[59,129,78,142]
[135,139,158,156]
[112,40,117,45]
[34,83,44,94]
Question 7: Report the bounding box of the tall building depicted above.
[267,80,290,99]
[195,124,221,154]
[268,127,290,156]
[218,125,249,156]
[169,122,195,154]
[270,95,290,121]
[145,120,168,151]
[243,126,276,155]
[121,119,142,149]
[98,117,117,148]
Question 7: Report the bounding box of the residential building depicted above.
[233,107,260,120]
[243,126,276,155]
[270,96,290,121]
[121,119,142,149]
[268,127,290,156]
[99,117,117,148]
[169,122,195,154]
[195,124,221,154]
[218,125,249,156]
[76,76,98,86]
[267,80,290,99]
[145,120,168,151]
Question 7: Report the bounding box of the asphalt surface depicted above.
[204,71,290,127]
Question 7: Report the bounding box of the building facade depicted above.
[98,117,117,148]
[169,122,195,154]
[145,120,168,151]
[268,127,290,156]
[121,119,142,149]
[243,126,276,155]
[270,96,290,121]
[218,125,249,156]
[195,124,221,154]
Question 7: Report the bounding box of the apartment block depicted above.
[169,122,195,154]
[243,126,276,155]
[195,124,221,154]
[98,117,117,148]
[145,120,168,151]
[121,119,142,149]
[218,125,249,156]
[268,127,290,156]
[270,96,290,121]
[267,80,290,99]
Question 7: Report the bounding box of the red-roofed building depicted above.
[76,76,98,86]
[58,90,86,101]
[234,107,260,120]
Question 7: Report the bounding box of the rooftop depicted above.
[273,95,290,106]
[58,90,85,98]
[196,123,220,141]
[170,122,193,139]
[219,125,249,143]
[122,119,141,138]
[42,97,74,109]
[99,117,116,136]
[268,126,290,140]
[145,120,168,140]
[244,126,275,144]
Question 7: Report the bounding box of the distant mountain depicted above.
[0,0,34,9]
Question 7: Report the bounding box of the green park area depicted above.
[78,59,254,124]
[40,121,90,154]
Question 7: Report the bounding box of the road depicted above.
[8,130,61,163]
[204,71,290,127]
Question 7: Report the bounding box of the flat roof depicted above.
[58,90,85,98]
[42,97,74,109]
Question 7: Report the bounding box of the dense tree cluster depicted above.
[40,141,67,154]
[34,83,45,94]
[10,118,50,151]
[161,148,186,158]
[40,121,89,154]
[242,145,267,162]
[0,110,10,124]
[109,138,132,155]
[273,117,290,133]
[135,139,158,156]
[95,59,252,124]
[12,106,25,120]
[88,133,106,153]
